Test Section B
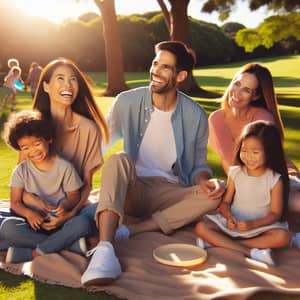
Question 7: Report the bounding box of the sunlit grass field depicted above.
[0,55,299,299]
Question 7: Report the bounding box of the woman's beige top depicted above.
[54,114,103,179]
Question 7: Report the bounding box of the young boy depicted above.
[1,65,24,111]
[0,110,92,263]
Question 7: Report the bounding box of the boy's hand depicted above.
[49,205,65,217]
[26,210,45,231]
[41,212,70,231]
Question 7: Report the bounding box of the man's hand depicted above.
[200,178,225,200]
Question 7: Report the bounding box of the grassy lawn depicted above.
[0,55,299,299]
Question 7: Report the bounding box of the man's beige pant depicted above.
[96,153,220,234]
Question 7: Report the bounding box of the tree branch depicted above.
[156,0,171,32]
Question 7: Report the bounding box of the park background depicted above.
[0,1,300,299]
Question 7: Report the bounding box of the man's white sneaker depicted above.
[250,248,275,266]
[81,241,121,286]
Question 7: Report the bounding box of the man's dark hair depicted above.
[155,41,196,73]
[2,110,54,151]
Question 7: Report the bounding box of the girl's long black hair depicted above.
[234,120,289,221]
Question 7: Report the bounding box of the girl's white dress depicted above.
[206,165,288,238]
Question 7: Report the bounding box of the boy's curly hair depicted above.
[2,110,54,151]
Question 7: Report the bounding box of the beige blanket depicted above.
[1,202,300,300]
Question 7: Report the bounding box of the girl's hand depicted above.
[226,216,237,230]
[26,210,45,231]
[236,220,253,232]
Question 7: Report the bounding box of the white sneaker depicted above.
[81,241,122,286]
[250,248,275,266]
[196,238,212,249]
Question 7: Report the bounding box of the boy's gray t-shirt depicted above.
[10,155,84,207]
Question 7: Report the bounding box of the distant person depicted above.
[0,110,92,263]
[195,121,291,266]
[0,65,24,111]
[208,63,300,215]
[7,58,19,77]
[26,62,42,98]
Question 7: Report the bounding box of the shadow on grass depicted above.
[277,95,300,107]
[0,269,29,288]
[194,75,300,90]
[194,75,230,88]
[0,270,117,300]
[33,281,117,300]
[202,55,298,70]
[0,111,8,132]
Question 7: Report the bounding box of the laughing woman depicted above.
[20,58,109,231]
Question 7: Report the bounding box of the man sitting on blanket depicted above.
[81,41,225,286]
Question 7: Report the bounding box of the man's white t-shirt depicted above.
[135,106,178,183]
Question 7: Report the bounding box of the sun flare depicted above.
[14,0,97,23]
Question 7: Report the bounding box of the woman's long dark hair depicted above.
[222,63,284,141]
[32,58,109,144]
[234,120,289,221]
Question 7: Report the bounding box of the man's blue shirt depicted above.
[105,86,212,186]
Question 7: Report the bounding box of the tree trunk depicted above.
[169,0,207,95]
[156,0,210,96]
[95,0,128,96]
[169,0,190,45]
[157,0,171,31]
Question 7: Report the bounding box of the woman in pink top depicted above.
[209,63,300,214]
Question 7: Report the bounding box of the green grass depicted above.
[0,55,300,299]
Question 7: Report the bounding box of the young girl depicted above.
[195,120,291,266]
[1,66,24,111]
[0,110,92,263]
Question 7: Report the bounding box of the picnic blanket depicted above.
[1,200,300,300]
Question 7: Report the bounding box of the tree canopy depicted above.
[202,0,299,20]
[201,0,300,51]
[236,13,300,52]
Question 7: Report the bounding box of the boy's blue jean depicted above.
[0,215,92,253]
[78,202,98,235]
